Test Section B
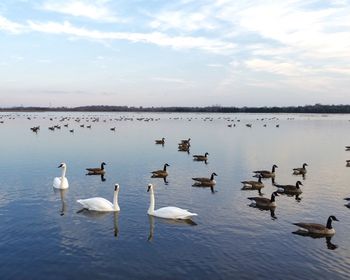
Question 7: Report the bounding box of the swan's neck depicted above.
[113,189,120,211]
[148,188,155,214]
[326,217,333,229]
[61,166,66,179]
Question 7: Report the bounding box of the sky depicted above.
[1,0,350,107]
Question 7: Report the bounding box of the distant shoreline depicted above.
[1,104,350,114]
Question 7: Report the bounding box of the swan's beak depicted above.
[147,185,151,192]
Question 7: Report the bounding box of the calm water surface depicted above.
[0,112,350,279]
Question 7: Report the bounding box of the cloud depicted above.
[0,15,24,33]
[41,0,123,22]
[27,20,235,53]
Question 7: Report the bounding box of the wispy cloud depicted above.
[27,20,235,53]
[41,0,123,22]
[0,15,24,33]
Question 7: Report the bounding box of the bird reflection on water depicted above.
[147,215,197,242]
[53,188,67,216]
[292,231,338,250]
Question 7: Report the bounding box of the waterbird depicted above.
[193,152,209,162]
[241,175,264,190]
[248,191,279,207]
[77,184,120,212]
[253,164,278,178]
[293,215,339,235]
[192,172,217,186]
[275,180,303,194]
[147,184,197,219]
[53,163,69,189]
[151,163,169,177]
[293,163,308,175]
[155,138,165,145]
[86,162,106,175]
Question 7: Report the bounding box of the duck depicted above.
[147,184,197,219]
[151,163,169,177]
[241,175,264,190]
[193,152,209,161]
[53,163,69,189]
[253,164,278,178]
[192,172,217,186]
[248,191,279,207]
[155,138,165,145]
[293,163,308,175]
[293,215,339,235]
[77,184,120,212]
[86,162,106,175]
[275,180,303,194]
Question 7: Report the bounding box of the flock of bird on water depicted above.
[1,113,349,245]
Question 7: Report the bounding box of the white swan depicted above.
[53,163,69,189]
[77,184,120,212]
[147,184,197,219]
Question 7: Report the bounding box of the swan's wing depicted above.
[77,197,113,211]
[53,177,61,188]
[154,206,197,219]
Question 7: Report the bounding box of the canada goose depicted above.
[192,172,217,186]
[110,127,116,131]
[275,181,303,194]
[346,146,350,151]
[151,163,169,177]
[293,163,308,175]
[253,164,278,178]
[180,138,191,145]
[77,184,120,212]
[86,162,106,175]
[178,144,190,152]
[155,137,165,145]
[293,215,339,235]
[69,129,74,133]
[246,124,252,128]
[248,191,279,207]
[193,152,209,161]
[241,175,264,190]
[147,184,197,219]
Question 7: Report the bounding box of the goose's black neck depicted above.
[296,181,301,189]
[272,165,276,172]
[210,173,215,180]
[258,176,262,183]
[163,164,167,171]
[326,217,333,229]
[101,163,105,170]
[271,193,276,202]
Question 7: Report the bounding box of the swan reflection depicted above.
[147,215,197,241]
[77,210,119,237]
[292,230,338,250]
[53,188,67,216]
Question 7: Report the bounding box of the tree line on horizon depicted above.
[1,104,350,113]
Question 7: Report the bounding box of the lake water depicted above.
[0,112,349,280]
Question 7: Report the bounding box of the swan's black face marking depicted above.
[147,185,152,192]
[58,163,63,168]
[114,184,119,191]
